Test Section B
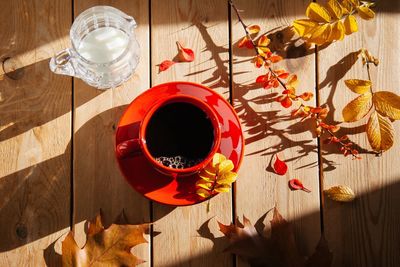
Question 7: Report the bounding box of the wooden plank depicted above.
[318,2,400,266]
[0,0,72,266]
[72,0,151,265]
[231,0,321,265]
[151,0,232,266]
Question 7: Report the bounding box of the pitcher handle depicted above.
[49,48,76,77]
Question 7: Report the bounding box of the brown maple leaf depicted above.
[218,207,332,267]
[62,213,148,267]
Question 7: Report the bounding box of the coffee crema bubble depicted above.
[155,155,202,169]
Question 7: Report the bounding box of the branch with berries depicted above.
[229,0,361,159]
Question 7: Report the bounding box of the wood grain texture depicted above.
[0,0,72,266]
[72,0,151,265]
[231,0,321,265]
[318,1,400,266]
[151,0,232,266]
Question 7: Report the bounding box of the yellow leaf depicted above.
[198,169,215,182]
[327,0,343,19]
[214,184,231,193]
[344,79,372,94]
[373,91,400,120]
[217,172,238,185]
[292,19,319,37]
[348,0,360,7]
[286,74,299,90]
[307,24,331,45]
[248,25,261,35]
[357,6,375,20]
[330,21,345,41]
[218,159,234,173]
[196,188,211,198]
[342,92,372,122]
[195,179,213,190]
[324,185,355,202]
[341,0,354,14]
[306,2,332,23]
[258,35,270,47]
[212,153,226,168]
[343,15,358,35]
[366,111,394,151]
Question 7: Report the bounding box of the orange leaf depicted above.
[62,213,148,266]
[176,41,195,62]
[257,35,270,47]
[248,24,261,35]
[253,55,264,68]
[280,96,292,108]
[256,74,268,84]
[158,60,175,72]
[238,36,254,49]
[299,92,314,101]
[269,55,283,63]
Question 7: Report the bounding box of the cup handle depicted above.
[116,139,142,159]
[49,48,76,77]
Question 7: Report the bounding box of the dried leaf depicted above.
[176,41,195,62]
[327,0,344,19]
[357,6,375,20]
[248,24,261,35]
[218,208,332,267]
[343,15,358,35]
[305,236,333,267]
[373,91,400,120]
[360,48,379,66]
[158,60,175,72]
[366,111,394,151]
[342,92,372,122]
[62,214,148,267]
[292,19,319,37]
[324,185,355,202]
[271,154,288,175]
[344,79,371,94]
[306,2,332,23]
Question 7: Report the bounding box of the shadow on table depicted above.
[0,105,174,266]
[161,180,400,267]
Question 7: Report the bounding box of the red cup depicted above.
[116,95,221,177]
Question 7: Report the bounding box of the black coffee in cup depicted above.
[145,102,214,169]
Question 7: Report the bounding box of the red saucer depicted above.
[115,81,244,206]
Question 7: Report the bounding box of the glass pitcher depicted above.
[50,6,140,89]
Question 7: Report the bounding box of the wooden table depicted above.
[1,0,399,266]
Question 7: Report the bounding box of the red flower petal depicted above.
[272,154,288,175]
[280,96,292,108]
[177,42,195,62]
[158,60,175,72]
[289,179,311,193]
[256,75,267,84]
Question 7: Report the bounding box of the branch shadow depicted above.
[0,106,173,263]
[190,20,351,171]
[182,181,400,267]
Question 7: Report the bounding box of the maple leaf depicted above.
[62,213,148,267]
[218,208,332,267]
